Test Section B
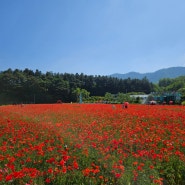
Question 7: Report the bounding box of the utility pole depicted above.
[79,92,82,104]
[34,94,35,104]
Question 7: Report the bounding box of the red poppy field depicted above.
[0,104,185,185]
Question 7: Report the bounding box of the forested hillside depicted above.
[0,68,154,104]
[1,68,185,105]
[158,76,185,100]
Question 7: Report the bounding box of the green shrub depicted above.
[181,101,185,105]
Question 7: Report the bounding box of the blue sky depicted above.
[1,0,185,75]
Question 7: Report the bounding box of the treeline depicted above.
[158,76,185,102]
[0,68,154,104]
[158,76,185,93]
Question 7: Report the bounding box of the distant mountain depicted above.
[110,67,185,83]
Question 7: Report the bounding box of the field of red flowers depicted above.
[0,104,185,185]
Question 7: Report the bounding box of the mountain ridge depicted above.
[110,66,185,83]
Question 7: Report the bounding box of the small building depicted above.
[130,94,149,104]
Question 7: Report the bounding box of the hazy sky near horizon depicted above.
[1,0,185,75]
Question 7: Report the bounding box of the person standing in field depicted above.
[122,101,129,109]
